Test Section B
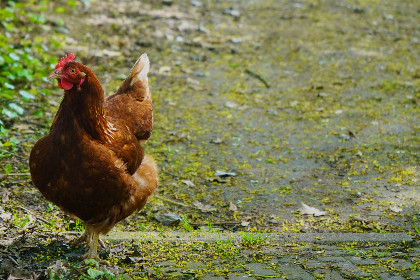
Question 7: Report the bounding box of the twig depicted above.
[245,69,270,88]
[16,205,35,214]
[67,261,90,278]
[0,173,31,182]
[6,180,32,184]
[7,255,19,266]
[190,221,241,226]
[154,195,192,208]
[0,173,31,177]
[15,205,49,224]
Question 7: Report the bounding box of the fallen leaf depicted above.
[229,202,237,212]
[158,66,171,74]
[389,205,402,213]
[182,180,195,187]
[14,124,33,132]
[339,133,350,140]
[206,176,231,183]
[224,8,240,17]
[190,0,202,7]
[210,138,223,144]
[192,201,216,212]
[298,203,326,217]
[186,77,200,86]
[2,190,10,203]
[177,20,197,32]
[289,100,298,106]
[154,213,182,225]
[215,170,236,177]
[0,212,12,221]
[225,101,238,108]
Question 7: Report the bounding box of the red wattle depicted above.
[57,80,63,89]
[61,79,74,90]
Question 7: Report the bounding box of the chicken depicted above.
[29,53,158,261]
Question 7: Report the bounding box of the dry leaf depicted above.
[0,212,12,221]
[182,180,195,187]
[210,138,223,144]
[298,203,326,217]
[214,170,236,177]
[229,202,237,212]
[225,101,238,108]
[389,205,402,213]
[155,213,182,225]
[192,201,216,212]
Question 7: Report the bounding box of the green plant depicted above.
[205,221,216,233]
[11,211,30,228]
[413,216,420,237]
[182,216,195,232]
[0,3,51,117]
[0,0,64,164]
[3,163,12,175]
[242,232,271,247]
[214,231,240,257]
[64,218,85,231]
[0,126,20,158]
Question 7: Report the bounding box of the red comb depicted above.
[55,53,75,70]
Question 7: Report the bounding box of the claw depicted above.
[81,230,109,265]
[70,228,90,248]
[98,238,106,249]
[83,253,109,265]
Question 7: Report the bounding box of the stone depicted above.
[246,263,277,277]
[379,272,405,280]
[276,263,315,280]
[390,259,413,270]
[312,269,346,280]
[336,261,370,278]
[304,260,325,269]
[184,261,206,270]
[349,256,376,266]
[228,273,256,280]
[317,256,347,263]
[202,275,225,280]
[406,271,420,280]
[156,261,177,267]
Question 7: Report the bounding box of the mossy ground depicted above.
[0,0,419,278]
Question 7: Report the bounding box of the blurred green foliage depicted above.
[0,0,61,160]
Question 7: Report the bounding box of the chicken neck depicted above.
[51,66,116,143]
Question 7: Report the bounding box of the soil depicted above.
[0,0,419,278]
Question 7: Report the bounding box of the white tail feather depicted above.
[130,53,150,99]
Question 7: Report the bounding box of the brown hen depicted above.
[29,53,158,261]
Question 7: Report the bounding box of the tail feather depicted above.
[105,53,153,141]
[129,53,150,100]
[109,53,151,101]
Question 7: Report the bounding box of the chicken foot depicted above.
[83,231,109,265]
[70,227,90,247]
[71,227,105,249]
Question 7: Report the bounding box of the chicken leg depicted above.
[83,231,99,260]
[70,227,90,247]
[71,226,105,249]
[82,230,109,265]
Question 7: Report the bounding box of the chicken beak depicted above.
[48,70,61,80]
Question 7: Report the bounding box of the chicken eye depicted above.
[69,68,76,74]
